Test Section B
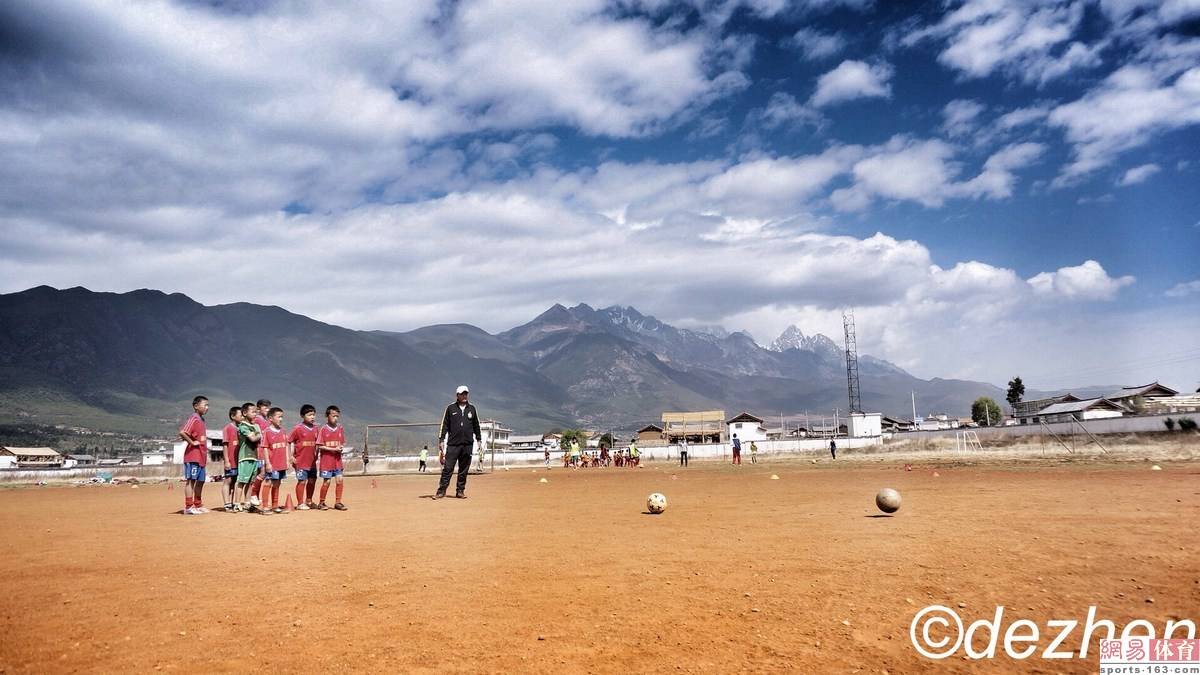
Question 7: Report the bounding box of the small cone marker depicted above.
[285,494,295,511]
[770,474,780,480]
[1151,465,1162,471]
[371,479,378,488]
[167,482,174,491]
[539,478,548,483]
[932,471,940,477]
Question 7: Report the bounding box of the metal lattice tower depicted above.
[843,311,862,414]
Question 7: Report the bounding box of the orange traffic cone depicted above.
[285,494,295,512]
[371,479,378,489]
[167,482,174,491]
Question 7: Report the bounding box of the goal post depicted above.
[362,422,495,474]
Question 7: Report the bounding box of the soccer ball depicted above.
[646,492,667,514]
[875,488,901,514]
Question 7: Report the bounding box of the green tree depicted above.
[971,397,1002,426]
[559,428,588,449]
[1005,376,1025,409]
[1164,417,1176,431]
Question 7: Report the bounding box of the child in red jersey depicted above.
[250,398,272,508]
[289,404,319,510]
[178,395,209,515]
[315,405,348,511]
[260,407,289,515]
[221,406,242,512]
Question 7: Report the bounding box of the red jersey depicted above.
[316,424,345,471]
[180,413,207,466]
[264,426,288,470]
[289,423,318,469]
[222,422,239,466]
[254,416,270,460]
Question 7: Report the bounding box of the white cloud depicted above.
[754,92,824,130]
[810,60,893,107]
[788,27,847,60]
[904,0,1102,86]
[941,99,986,136]
[958,142,1046,198]
[831,137,1042,210]
[1050,66,1200,185]
[0,0,748,216]
[1165,280,1200,298]
[1117,163,1161,186]
[997,104,1051,130]
[1028,260,1135,300]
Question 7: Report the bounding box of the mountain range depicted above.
[0,286,1008,437]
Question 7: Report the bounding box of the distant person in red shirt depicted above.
[316,405,348,511]
[221,406,242,512]
[249,398,272,508]
[178,395,209,515]
[259,407,289,514]
[290,404,319,510]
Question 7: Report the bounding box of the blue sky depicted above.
[1,0,1198,390]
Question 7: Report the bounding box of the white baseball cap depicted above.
[456,385,469,394]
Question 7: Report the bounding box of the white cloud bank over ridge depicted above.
[0,0,1193,388]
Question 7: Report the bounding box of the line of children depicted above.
[181,397,349,515]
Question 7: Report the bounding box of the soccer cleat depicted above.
[224,503,235,512]
[317,503,329,511]
[249,495,260,506]
[184,507,202,515]
[305,502,317,510]
[334,503,348,510]
[273,506,284,514]
[432,492,446,500]
[260,508,273,515]
[296,503,310,511]
[455,493,466,499]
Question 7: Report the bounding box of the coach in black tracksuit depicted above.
[435,385,482,499]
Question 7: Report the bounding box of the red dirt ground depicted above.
[1,460,1197,673]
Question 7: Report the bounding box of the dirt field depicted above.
[1,458,1198,673]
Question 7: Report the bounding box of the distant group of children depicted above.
[561,439,641,468]
[177,396,349,515]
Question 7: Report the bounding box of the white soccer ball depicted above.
[875,488,901,514]
[646,492,667,514]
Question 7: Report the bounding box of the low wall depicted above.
[0,465,181,484]
[899,412,1193,440]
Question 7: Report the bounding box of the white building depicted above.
[509,434,545,452]
[145,446,172,466]
[918,414,959,431]
[726,412,768,443]
[480,420,512,451]
[848,412,882,438]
